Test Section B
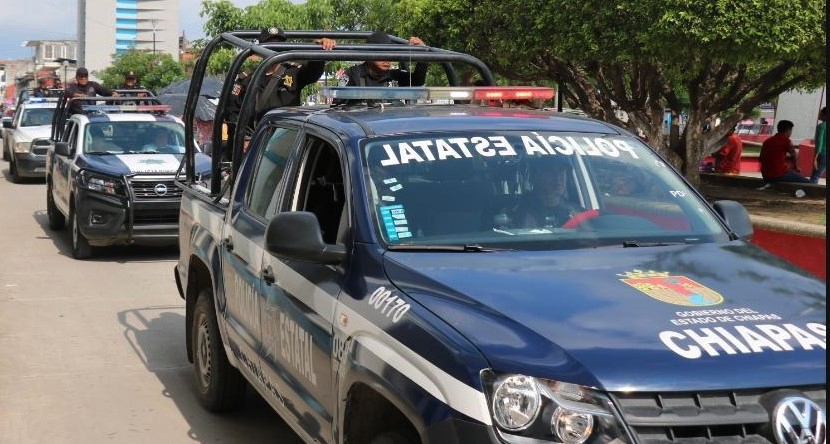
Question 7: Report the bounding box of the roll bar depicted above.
[181,30,496,196]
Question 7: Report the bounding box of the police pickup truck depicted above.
[2,96,58,182]
[46,94,210,259]
[174,31,825,444]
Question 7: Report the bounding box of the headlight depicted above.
[483,371,632,444]
[77,170,125,196]
[14,141,31,153]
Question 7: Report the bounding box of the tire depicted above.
[70,205,93,259]
[9,158,20,183]
[192,289,246,412]
[47,182,66,230]
[370,431,418,444]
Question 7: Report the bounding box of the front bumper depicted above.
[12,152,47,177]
[425,417,498,443]
[75,187,180,247]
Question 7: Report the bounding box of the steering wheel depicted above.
[562,209,600,229]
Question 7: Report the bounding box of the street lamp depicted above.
[62,60,69,86]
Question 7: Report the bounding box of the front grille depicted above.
[133,208,179,225]
[611,386,826,444]
[128,178,182,200]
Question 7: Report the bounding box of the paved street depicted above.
[0,167,303,443]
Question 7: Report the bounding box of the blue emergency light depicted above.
[80,104,170,114]
[322,87,429,101]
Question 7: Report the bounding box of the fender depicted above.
[183,216,238,368]
[336,327,493,442]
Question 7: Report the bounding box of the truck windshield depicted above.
[20,108,55,127]
[84,121,186,155]
[362,132,728,250]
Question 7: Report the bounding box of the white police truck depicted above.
[46,95,210,259]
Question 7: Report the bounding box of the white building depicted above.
[77,0,179,77]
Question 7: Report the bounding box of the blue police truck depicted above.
[173,31,826,444]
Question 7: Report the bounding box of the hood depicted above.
[383,242,826,392]
[14,125,51,142]
[78,152,211,177]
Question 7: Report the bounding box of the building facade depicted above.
[77,0,179,77]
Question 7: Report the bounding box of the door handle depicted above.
[261,266,275,285]
[222,236,234,251]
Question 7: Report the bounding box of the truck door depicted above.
[53,121,78,214]
[259,132,345,443]
[220,126,299,389]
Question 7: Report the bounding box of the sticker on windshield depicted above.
[618,269,723,306]
[379,205,411,240]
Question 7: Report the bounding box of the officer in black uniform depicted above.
[65,67,118,114]
[228,27,336,125]
[339,31,428,88]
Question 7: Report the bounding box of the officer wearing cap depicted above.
[228,27,336,124]
[338,31,428,88]
[65,67,118,114]
[119,71,148,98]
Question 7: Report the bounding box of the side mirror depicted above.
[265,212,346,264]
[2,120,13,129]
[54,141,72,157]
[713,200,753,239]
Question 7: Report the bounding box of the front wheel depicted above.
[192,289,246,412]
[9,158,20,183]
[370,431,419,444]
[70,206,93,259]
[47,182,66,230]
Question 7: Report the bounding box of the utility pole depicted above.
[151,19,158,55]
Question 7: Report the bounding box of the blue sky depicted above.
[0,0,261,60]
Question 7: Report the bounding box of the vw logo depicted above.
[772,396,826,444]
[153,183,168,196]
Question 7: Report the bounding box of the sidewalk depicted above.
[738,171,826,186]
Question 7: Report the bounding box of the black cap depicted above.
[259,27,286,43]
[367,31,391,44]
[76,67,89,77]
[37,77,47,84]
[125,71,136,79]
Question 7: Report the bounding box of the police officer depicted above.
[32,78,51,97]
[119,71,149,98]
[228,27,336,124]
[65,67,118,114]
[338,31,428,88]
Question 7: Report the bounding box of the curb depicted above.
[700,173,826,198]
[749,214,826,239]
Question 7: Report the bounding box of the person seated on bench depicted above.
[759,120,810,184]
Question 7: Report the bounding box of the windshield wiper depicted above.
[622,240,687,248]
[387,244,505,252]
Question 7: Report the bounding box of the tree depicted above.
[99,50,186,93]
[407,0,826,184]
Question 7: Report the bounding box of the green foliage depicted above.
[99,50,186,93]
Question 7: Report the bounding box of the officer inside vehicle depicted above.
[88,126,120,154]
[510,156,582,228]
[140,129,179,153]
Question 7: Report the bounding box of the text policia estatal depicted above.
[377,134,639,167]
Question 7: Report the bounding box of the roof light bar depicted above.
[25,97,60,104]
[81,104,171,113]
[427,87,474,100]
[473,87,555,100]
[322,87,429,101]
[320,86,555,103]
